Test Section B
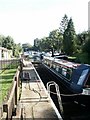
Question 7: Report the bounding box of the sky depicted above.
[0,0,89,45]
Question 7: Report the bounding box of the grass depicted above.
[0,63,18,104]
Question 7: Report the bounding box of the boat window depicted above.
[77,69,89,85]
[62,68,67,76]
[85,73,90,87]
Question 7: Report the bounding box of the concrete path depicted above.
[13,61,62,119]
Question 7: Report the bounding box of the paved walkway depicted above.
[13,61,62,119]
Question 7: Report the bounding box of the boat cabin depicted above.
[70,64,90,93]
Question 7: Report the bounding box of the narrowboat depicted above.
[43,56,90,106]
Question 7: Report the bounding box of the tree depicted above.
[2,36,14,49]
[39,37,49,52]
[37,29,63,56]
[0,35,4,46]
[59,14,68,34]
[82,31,90,54]
[63,18,76,55]
[12,43,22,57]
[76,31,88,53]
[0,34,23,57]
[22,43,32,52]
[49,29,63,55]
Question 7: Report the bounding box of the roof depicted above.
[0,47,9,51]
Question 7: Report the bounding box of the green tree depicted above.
[12,43,22,57]
[39,37,50,52]
[38,29,63,56]
[2,36,14,49]
[63,18,76,55]
[0,35,4,46]
[59,14,68,34]
[83,31,90,54]
[49,29,63,55]
[76,31,88,53]
[22,43,32,52]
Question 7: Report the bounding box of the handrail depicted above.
[47,81,64,115]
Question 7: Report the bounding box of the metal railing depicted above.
[47,81,64,115]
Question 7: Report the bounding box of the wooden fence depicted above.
[0,66,21,120]
[0,59,20,73]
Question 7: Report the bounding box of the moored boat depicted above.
[43,56,90,106]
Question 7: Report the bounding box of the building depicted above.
[0,47,12,60]
[88,1,90,30]
[34,38,41,47]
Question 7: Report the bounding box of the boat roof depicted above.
[44,56,79,69]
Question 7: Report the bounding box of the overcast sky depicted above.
[0,0,89,45]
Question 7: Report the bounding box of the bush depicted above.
[75,52,90,64]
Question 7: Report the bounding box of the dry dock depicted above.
[13,61,62,119]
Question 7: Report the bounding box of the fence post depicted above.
[15,77,17,106]
[0,106,3,119]
[3,104,8,119]
[20,59,23,72]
